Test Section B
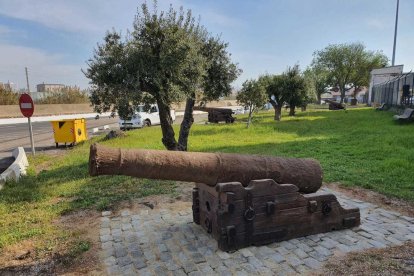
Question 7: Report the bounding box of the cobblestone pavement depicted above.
[99,188,414,275]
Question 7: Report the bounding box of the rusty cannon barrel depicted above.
[89,144,323,193]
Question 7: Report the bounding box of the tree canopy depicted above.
[312,42,388,103]
[259,65,306,120]
[84,2,240,151]
[236,79,267,128]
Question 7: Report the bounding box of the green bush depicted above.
[0,86,19,105]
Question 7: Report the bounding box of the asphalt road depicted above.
[0,113,208,173]
[0,116,119,172]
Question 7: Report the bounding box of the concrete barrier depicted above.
[0,147,29,190]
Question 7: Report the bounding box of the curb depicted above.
[0,147,29,190]
[93,125,110,133]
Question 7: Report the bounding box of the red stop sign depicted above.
[19,93,34,118]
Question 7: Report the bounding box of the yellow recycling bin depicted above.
[51,118,87,148]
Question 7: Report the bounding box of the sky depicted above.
[0,0,413,91]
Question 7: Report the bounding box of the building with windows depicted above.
[36,83,66,92]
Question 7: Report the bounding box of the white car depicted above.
[119,104,176,130]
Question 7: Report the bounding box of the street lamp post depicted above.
[392,0,399,66]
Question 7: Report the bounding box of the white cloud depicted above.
[0,0,186,35]
[0,44,88,90]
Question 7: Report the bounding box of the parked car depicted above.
[119,104,176,130]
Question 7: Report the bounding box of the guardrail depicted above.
[0,147,29,190]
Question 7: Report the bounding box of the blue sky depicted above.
[0,0,412,91]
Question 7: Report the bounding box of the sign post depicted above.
[19,94,35,155]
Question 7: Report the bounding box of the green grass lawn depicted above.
[1,107,414,256]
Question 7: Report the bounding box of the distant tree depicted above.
[283,65,306,116]
[0,86,18,105]
[312,42,388,103]
[260,65,307,120]
[259,74,284,121]
[236,79,267,128]
[84,2,240,151]
[304,66,329,104]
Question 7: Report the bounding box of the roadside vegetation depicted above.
[0,86,19,105]
[1,107,414,265]
[34,86,90,104]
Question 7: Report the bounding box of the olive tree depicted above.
[312,42,388,103]
[236,79,267,128]
[84,3,240,151]
[260,65,306,120]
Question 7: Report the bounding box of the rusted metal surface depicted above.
[89,144,323,193]
[193,179,360,251]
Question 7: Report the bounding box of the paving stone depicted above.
[197,263,214,273]
[132,259,147,270]
[247,256,264,269]
[285,253,304,267]
[217,250,231,260]
[303,257,321,269]
[117,256,133,267]
[172,269,187,276]
[191,252,206,264]
[182,261,198,274]
[239,248,254,257]
[102,211,112,217]
[293,248,309,259]
[206,255,223,269]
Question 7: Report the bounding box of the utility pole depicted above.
[392,0,399,66]
[25,67,31,96]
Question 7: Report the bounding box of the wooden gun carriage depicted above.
[193,106,235,123]
[89,144,360,251]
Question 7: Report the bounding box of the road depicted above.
[0,113,208,173]
[0,117,119,173]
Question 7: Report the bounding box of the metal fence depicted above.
[371,72,414,107]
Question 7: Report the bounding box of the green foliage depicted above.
[84,1,240,150]
[304,66,330,104]
[35,86,90,104]
[236,79,267,128]
[259,65,307,120]
[0,86,19,105]
[312,42,388,103]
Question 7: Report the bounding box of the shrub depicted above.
[0,86,19,105]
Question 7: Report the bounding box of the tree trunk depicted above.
[275,106,282,121]
[247,105,253,128]
[157,100,179,151]
[269,99,281,121]
[177,94,195,151]
[340,85,346,103]
[317,94,321,105]
[289,106,296,116]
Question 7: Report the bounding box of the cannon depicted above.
[325,99,345,110]
[89,144,360,251]
[193,106,235,123]
[89,144,322,193]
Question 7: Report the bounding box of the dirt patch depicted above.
[0,210,103,276]
[315,241,414,276]
[326,182,414,217]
